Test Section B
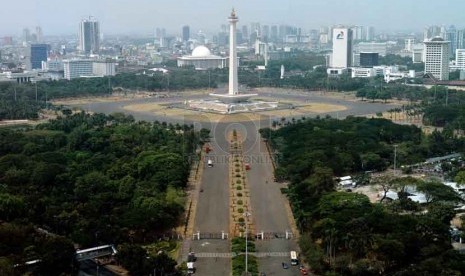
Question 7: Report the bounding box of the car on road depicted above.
[207,159,213,167]
[282,262,289,269]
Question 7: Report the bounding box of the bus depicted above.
[290,251,298,266]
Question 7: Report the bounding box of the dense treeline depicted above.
[262,116,461,183]
[0,82,43,120]
[0,112,201,274]
[262,117,465,275]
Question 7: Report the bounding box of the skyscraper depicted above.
[79,17,100,54]
[22,28,31,43]
[424,37,450,81]
[35,26,43,43]
[331,27,353,68]
[457,29,465,50]
[182,25,190,42]
[30,44,48,69]
[446,25,457,58]
[366,27,375,41]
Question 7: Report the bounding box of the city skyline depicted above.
[2,0,465,36]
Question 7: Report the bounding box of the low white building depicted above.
[63,60,93,80]
[63,59,116,80]
[327,67,348,76]
[351,67,376,78]
[93,60,116,77]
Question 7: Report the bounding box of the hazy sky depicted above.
[2,0,465,36]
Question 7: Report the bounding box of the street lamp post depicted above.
[244,212,251,275]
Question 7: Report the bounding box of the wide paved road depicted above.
[190,122,231,276]
[240,120,300,276]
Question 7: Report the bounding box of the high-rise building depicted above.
[352,26,365,41]
[270,25,278,42]
[262,25,270,41]
[242,26,249,42]
[331,27,353,68]
[365,27,375,41]
[424,25,442,40]
[457,29,465,50]
[79,17,100,54]
[405,38,415,51]
[250,22,261,38]
[446,25,457,58]
[35,26,43,42]
[182,25,190,42]
[456,49,465,70]
[22,28,31,43]
[424,37,450,81]
[30,44,49,69]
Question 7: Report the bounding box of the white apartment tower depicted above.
[79,17,100,54]
[331,28,353,68]
[456,49,465,70]
[424,37,450,81]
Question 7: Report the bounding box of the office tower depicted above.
[279,25,286,40]
[359,52,379,68]
[262,25,270,41]
[79,17,100,54]
[366,27,375,41]
[424,37,450,80]
[446,25,457,58]
[30,44,48,69]
[242,25,249,41]
[182,25,190,42]
[424,25,441,40]
[457,29,465,50]
[270,25,278,42]
[405,38,415,51]
[456,49,465,70]
[22,28,31,43]
[35,26,43,42]
[352,26,365,41]
[331,27,353,68]
[250,22,261,38]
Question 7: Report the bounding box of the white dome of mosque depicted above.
[191,46,212,57]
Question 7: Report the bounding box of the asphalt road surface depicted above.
[190,122,231,276]
[78,260,115,276]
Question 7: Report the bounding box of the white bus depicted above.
[290,251,298,265]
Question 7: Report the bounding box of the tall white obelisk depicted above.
[228,8,239,95]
